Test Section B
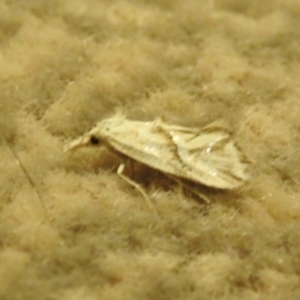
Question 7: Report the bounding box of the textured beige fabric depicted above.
[1,1,300,299]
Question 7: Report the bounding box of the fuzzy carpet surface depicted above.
[1,0,300,299]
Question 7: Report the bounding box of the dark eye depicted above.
[90,136,100,145]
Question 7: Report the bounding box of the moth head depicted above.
[63,129,102,153]
[63,115,122,152]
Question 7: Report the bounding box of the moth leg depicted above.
[166,174,211,204]
[117,163,160,218]
[127,159,135,179]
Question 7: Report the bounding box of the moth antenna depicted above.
[2,138,48,219]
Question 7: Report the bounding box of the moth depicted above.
[64,114,249,205]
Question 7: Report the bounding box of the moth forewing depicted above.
[64,115,249,193]
[166,127,249,188]
[152,121,248,188]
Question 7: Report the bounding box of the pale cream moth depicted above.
[64,114,249,204]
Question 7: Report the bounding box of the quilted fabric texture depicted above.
[0,1,300,299]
